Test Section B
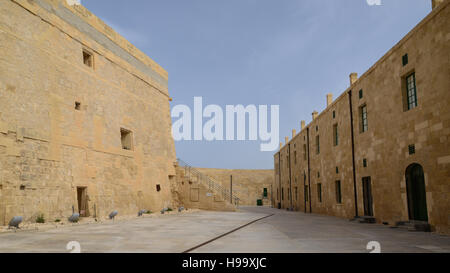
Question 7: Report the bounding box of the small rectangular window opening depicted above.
[408,144,416,155]
[402,54,408,66]
[83,50,93,68]
[120,128,133,151]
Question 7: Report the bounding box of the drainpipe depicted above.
[348,90,359,218]
[307,127,312,213]
[288,143,293,210]
[303,171,306,213]
[278,152,281,209]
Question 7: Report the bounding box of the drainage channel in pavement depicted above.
[182,213,275,253]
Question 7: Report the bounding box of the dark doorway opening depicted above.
[405,164,428,222]
[77,187,90,217]
[362,177,374,217]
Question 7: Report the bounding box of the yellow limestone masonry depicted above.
[274,0,450,235]
[0,0,177,224]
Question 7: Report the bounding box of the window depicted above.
[363,158,367,168]
[316,135,320,154]
[406,73,418,110]
[359,89,363,99]
[120,128,133,150]
[335,181,342,204]
[360,105,368,133]
[408,144,416,155]
[317,171,320,178]
[333,124,339,146]
[316,126,319,132]
[303,144,307,160]
[317,183,322,203]
[83,49,93,68]
[263,188,268,197]
[402,54,408,66]
[156,184,161,192]
[332,111,336,119]
[75,101,81,110]
[336,166,339,174]
[304,186,309,202]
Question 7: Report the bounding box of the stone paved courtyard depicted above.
[0,207,448,253]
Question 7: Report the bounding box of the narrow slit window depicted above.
[333,124,339,146]
[335,181,342,204]
[304,185,309,202]
[303,144,307,160]
[317,183,322,203]
[316,135,320,154]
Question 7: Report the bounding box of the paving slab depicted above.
[192,207,450,253]
[0,207,448,253]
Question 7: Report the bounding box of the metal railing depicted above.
[177,158,240,207]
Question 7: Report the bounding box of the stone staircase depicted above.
[393,221,431,232]
[176,158,240,207]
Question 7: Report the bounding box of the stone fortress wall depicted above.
[0,0,177,224]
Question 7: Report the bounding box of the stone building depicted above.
[195,168,273,206]
[0,0,177,224]
[273,0,450,234]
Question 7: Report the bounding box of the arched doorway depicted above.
[405,164,428,222]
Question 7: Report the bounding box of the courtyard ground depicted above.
[0,207,448,253]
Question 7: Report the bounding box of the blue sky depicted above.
[83,0,431,169]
